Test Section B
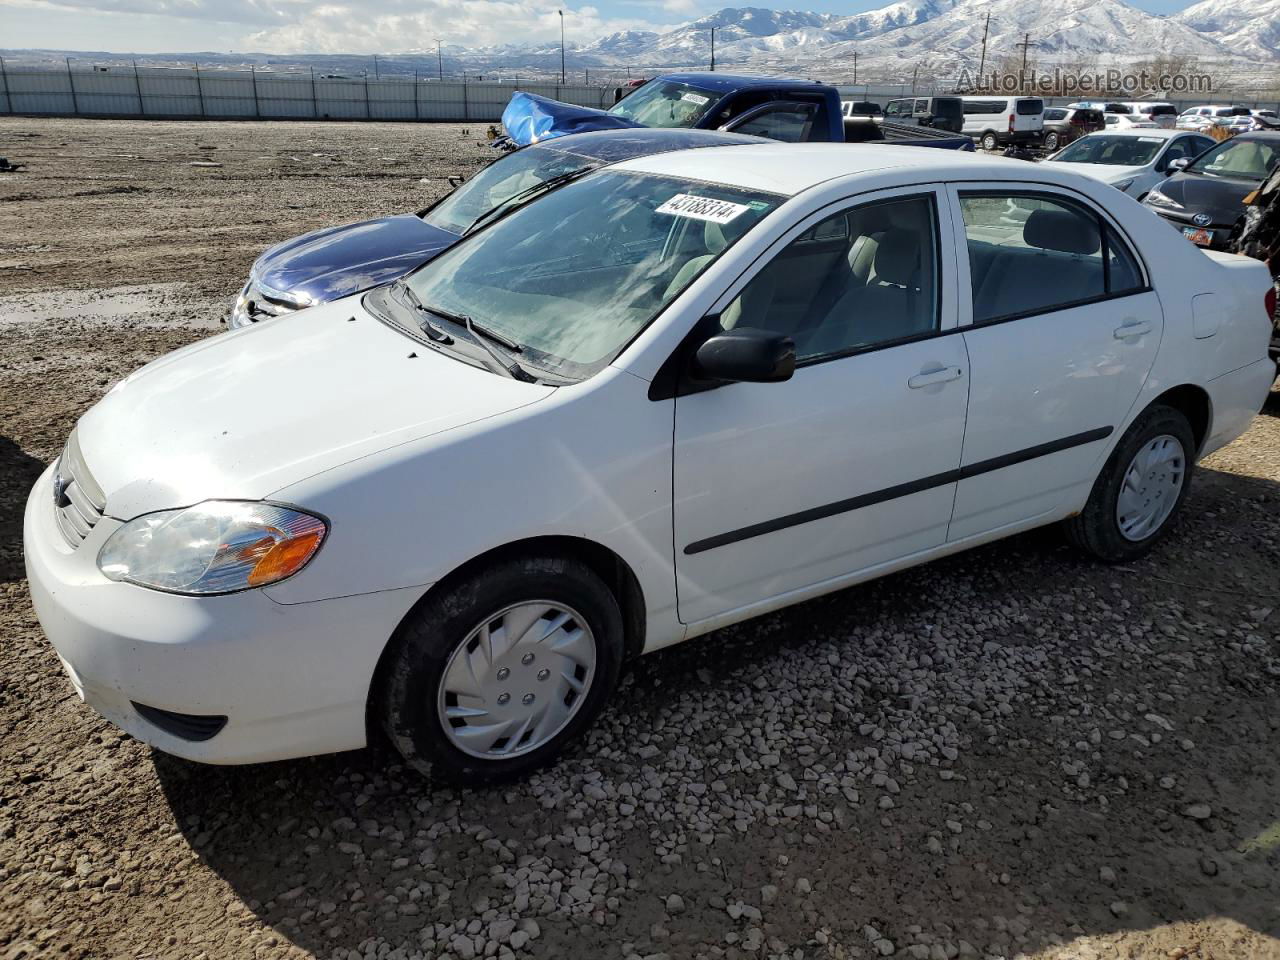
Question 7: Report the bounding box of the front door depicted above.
[672,188,970,625]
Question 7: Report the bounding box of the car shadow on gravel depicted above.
[150,464,1280,960]
[0,436,45,583]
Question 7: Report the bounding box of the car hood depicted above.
[76,298,554,520]
[1153,172,1257,227]
[1045,161,1146,183]
[252,214,459,306]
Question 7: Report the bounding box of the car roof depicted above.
[655,72,819,93]
[612,142,1063,197]
[1078,128,1182,139]
[537,128,763,162]
[1235,131,1280,141]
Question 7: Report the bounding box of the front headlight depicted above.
[98,501,327,595]
[228,283,253,330]
[1112,178,1135,191]
[1143,189,1182,210]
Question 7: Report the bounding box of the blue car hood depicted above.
[252,214,459,304]
[502,92,644,147]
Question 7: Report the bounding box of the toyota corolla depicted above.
[26,145,1276,784]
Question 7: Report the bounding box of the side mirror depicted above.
[693,328,795,384]
[1167,157,1190,175]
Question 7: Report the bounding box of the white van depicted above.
[1121,102,1178,129]
[961,96,1044,150]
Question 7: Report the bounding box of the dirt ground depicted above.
[1,118,1278,960]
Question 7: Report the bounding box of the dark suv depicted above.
[1040,107,1105,152]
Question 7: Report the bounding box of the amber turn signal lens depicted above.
[247,529,325,587]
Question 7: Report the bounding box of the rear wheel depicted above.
[378,554,624,785]
[1063,405,1195,563]
[981,131,999,151]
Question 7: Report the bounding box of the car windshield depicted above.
[422,145,593,234]
[607,80,721,128]
[1051,134,1165,166]
[1188,138,1280,181]
[403,170,782,379]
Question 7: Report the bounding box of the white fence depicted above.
[1,64,1275,122]
[0,63,615,122]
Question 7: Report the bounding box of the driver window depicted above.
[720,195,939,361]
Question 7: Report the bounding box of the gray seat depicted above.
[971,208,1104,321]
[801,228,929,356]
[663,221,728,302]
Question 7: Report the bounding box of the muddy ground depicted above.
[1,118,1278,960]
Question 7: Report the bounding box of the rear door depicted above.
[946,184,1163,540]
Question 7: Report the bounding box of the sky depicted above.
[1,0,1200,55]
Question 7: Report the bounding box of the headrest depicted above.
[704,221,727,254]
[873,230,922,286]
[1023,208,1100,255]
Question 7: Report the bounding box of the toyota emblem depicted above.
[1192,213,1212,227]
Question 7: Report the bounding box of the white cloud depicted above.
[0,0,678,51]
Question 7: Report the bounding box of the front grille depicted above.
[52,430,106,548]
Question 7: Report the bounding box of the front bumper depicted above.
[23,464,423,764]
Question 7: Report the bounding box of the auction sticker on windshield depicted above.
[681,93,710,105]
[657,193,750,224]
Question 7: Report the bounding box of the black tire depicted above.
[1063,404,1196,563]
[981,131,999,151]
[378,554,624,785]
[1044,131,1059,151]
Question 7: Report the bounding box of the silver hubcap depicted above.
[1116,434,1185,542]
[437,601,596,760]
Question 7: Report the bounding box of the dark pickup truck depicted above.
[501,73,974,151]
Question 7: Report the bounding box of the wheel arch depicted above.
[1147,383,1212,456]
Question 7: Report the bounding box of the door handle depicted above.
[1113,319,1153,339]
[908,365,963,389]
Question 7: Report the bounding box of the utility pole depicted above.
[1015,32,1039,89]
[558,10,566,85]
[435,38,443,81]
[977,11,991,79]
[852,50,857,85]
[710,26,717,72]
[373,54,379,79]
[911,63,919,96]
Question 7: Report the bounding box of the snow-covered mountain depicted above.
[587,0,1247,71]
[1176,0,1280,62]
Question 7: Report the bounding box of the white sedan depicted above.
[25,145,1277,784]
[1045,128,1218,200]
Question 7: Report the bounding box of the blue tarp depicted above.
[501,92,644,147]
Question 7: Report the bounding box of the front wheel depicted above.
[1043,131,1060,151]
[981,131,999,151]
[1063,404,1195,563]
[378,554,624,785]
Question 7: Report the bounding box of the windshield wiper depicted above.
[391,279,453,343]
[463,168,591,235]
[419,302,540,383]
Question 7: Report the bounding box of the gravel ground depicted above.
[2,118,1280,960]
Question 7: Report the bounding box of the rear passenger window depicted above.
[1106,225,1143,294]
[959,193,1143,322]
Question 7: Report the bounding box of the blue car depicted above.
[228,128,762,329]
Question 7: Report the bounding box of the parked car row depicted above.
[23,75,1280,787]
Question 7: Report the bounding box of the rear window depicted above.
[1147,104,1177,116]
[1016,99,1044,116]
[963,99,1008,115]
